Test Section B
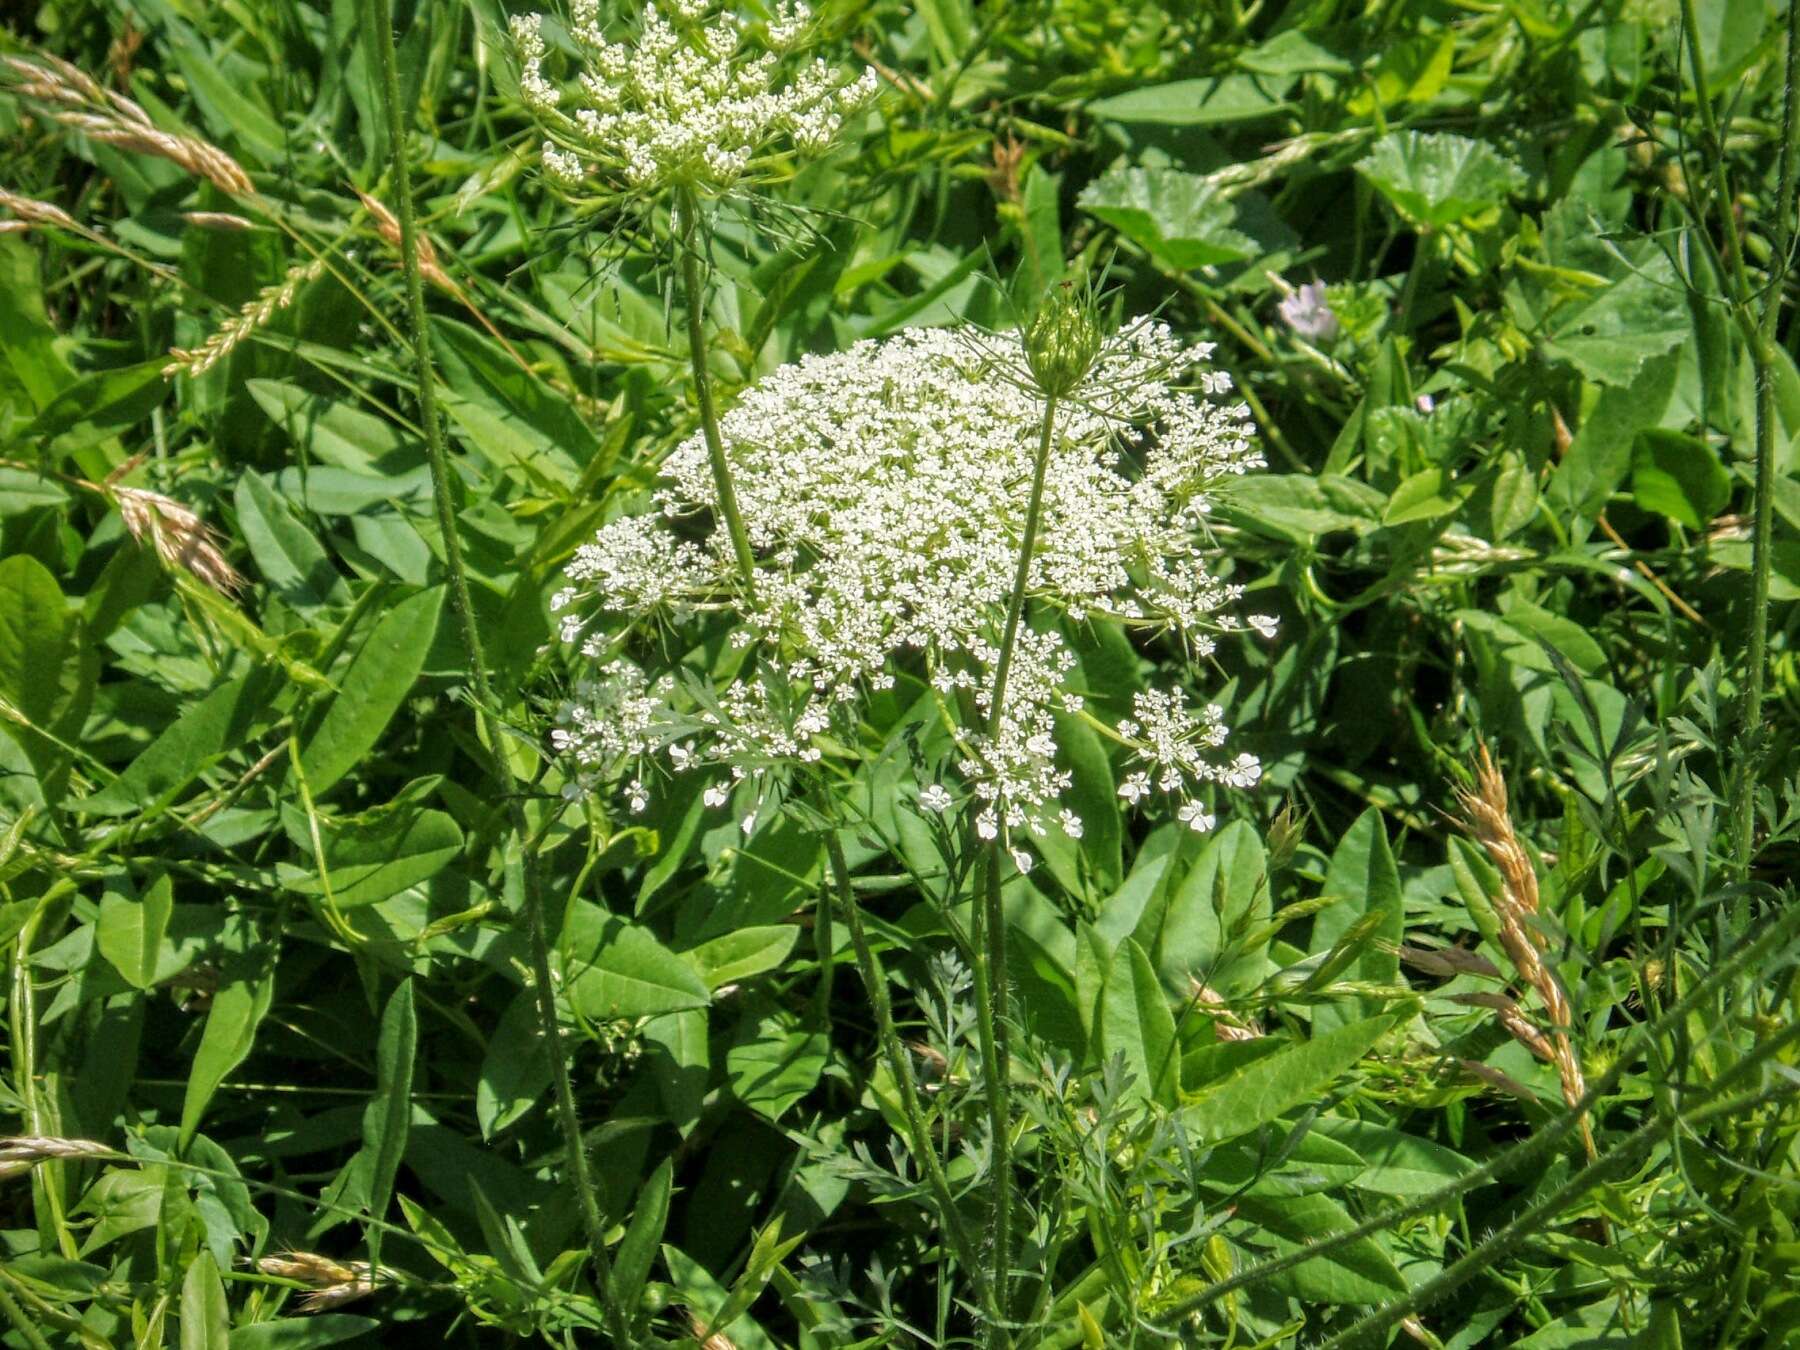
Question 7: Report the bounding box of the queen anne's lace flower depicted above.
[509,0,878,199]
[555,321,1269,849]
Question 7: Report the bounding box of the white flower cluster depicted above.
[508,0,879,197]
[554,321,1270,848]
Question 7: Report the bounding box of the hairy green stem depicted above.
[1155,898,1800,1328]
[0,1277,55,1350]
[824,829,997,1323]
[367,0,622,1333]
[674,184,757,589]
[1316,1036,1800,1350]
[974,391,1059,1338]
[1727,0,1800,875]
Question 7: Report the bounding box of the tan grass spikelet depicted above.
[355,189,460,296]
[103,462,244,596]
[1455,745,1597,1161]
[252,1251,379,1311]
[4,53,253,196]
[164,255,329,378]
[0,187,79,232]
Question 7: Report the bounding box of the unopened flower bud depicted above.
[1024,283,1104,399]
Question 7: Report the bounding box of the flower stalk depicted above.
[367,0,623,1335]
[824,830,995,1321]
[674,185,758,590]
[973,389,1059,1334]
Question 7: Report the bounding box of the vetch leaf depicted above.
[1631,428,1730,529]
[1181,1015,1394,1145]
[0,553,69,729]
[607,1158,672,1318]
[233,471,349,612]
[180,1250,229,1350]
[560,902,711,1019]
[360,978,416,1269]
[686,926,801,990]
[96,873,175,991]
[1098,938,1180,1107]
[181,966,274,1150]
[1309,808,1402,1032]
[282,802,464,908]
[1088,73,1291,126]
[476,990,553,1139]
[83,673,277,817]
[297,586,444,795]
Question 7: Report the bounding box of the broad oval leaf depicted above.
[560,902,711,1020]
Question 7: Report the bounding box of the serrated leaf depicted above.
[1079,164,1252,269]
[1357,131,1525,228]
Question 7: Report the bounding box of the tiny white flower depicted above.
[975,810,999,841]
[1118,772,1151,805]
[1009,847,1035,874]
[1178,801,1216,832]
[704,784,730,808]
[918,784,953,813]
[1248,614,1278,640]
[1057,808,1084,839]
[626,779,649,813]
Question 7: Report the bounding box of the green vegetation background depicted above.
[3,0,1800,1346]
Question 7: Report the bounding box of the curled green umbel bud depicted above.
[1023,280,1105,399]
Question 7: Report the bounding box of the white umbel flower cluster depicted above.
[509,0,878,198]
[553,321,1269,846]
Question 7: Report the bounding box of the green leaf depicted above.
[1078,164,1252,269]
[1530,209,1689,386]
[560,902,711,1019]
[361,979,416,1267]
[297,586,445,795]
[227,1317,380,1350]
[1631,428,1730,529]
[181,967,274,1150]
[1233,1191,1409,1304]
[234,471,349,611]
[431,318,592,491]
[283,803,464,908]
[83,674,276,817]
[1098,938,1179,1107]
[1181,1015,1394,1145]
[476,990,552,1139]
[1088,73,1290,126]
[1383,466,1475,525]
[1309,808,1402,1032]
[686,926,801,990]
[23,359,169,444]
[180,1250,230,1350]
[607,1158,672,1318]
[96,873,175,990]
[247,380,421,473]
[1357,132,1526,228]
[1311,1117,1478,1196]
[726,1007,828,1121]
[0,554,69,728]
[1546,351,1680,515]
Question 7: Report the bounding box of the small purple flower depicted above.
[1278,281,1338,342]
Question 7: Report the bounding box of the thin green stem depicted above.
[823,830,996,1323]
[367,0,622,1335]
[674,184,757,589]
[1729,0,1800,875]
